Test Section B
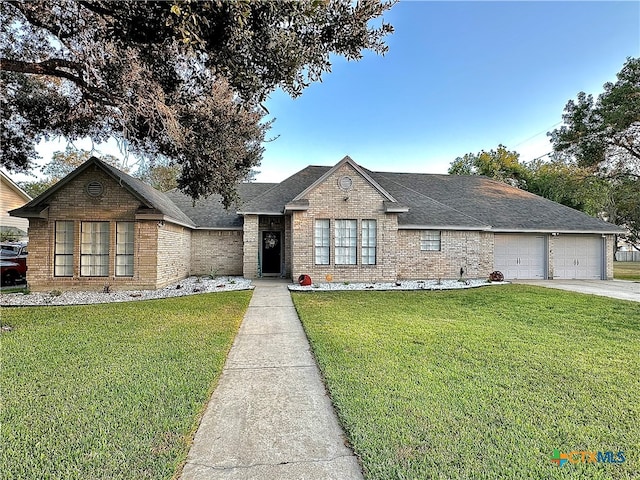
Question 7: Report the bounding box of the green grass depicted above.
[614,261,640,280]
[0,292,251,480]
[292,285,640,479]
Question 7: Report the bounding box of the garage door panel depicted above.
[553,235,603,280]
[494,235,546,280]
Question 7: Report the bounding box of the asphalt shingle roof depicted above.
[11,156,621,234]
[165,183,276,228]
[239,166,330,214]
[370,171,619,232]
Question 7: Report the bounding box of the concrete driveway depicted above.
[513,279,640,303]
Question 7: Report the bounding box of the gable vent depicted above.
[86,181,104,197]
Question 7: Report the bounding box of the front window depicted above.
[81,222,109,276]
[420,231,441,251]
[314,219,330,265]
[361,220,377,265]
[116,222,134,277]
[335,219,357,265]
[54,221,74,277]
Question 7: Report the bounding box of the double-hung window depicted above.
[54,221,74,277]
[361,220,377,265]
[116,222,134,276]
[420,230,441,251]
[314,219,330,265]
[81,222,109,276]
[335,219,357,265]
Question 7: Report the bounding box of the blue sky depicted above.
[257,0,640,181]
[31,1,640,183]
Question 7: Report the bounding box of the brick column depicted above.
[243,215,259,278]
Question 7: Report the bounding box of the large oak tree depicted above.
[0,0,394,205]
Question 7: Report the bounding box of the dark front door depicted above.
[261,231,281,275]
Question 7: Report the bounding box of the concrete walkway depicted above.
[180,280,363,480]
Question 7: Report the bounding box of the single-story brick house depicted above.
[10,155,622,291]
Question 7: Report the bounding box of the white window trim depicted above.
[420,230,441,251]
[314,219,330,265]
[361,219,377,265]
[115,222,134,277]
[335,219,357,265]
[80,221,110,277]
[54,220,74,277]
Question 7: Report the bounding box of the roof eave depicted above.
[490,228,624,234]
[8,205,49,219]
[134,213,195,229]
[236,211,284,216]
[399,224,492,231]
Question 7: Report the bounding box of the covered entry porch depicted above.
[242,214,292,279]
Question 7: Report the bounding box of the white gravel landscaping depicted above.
[289,278,508,291]
[0,276,253,307]
[1,277,510,307]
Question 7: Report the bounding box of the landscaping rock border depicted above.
[0,276,253,307]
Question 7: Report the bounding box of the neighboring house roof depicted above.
[9,157,196,228]
[1,170,32,203]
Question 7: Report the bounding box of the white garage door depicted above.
[494,234,546,280]
[553,235,603,279]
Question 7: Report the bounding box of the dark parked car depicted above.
[1,242,28,286]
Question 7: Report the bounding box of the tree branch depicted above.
[0,58,116,105]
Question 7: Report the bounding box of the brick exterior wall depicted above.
[156,223,191,287]
[397,230,494,280]
[24,167,166,291]
[242,215,259,278]
[191,229,244,276]
[290,163,399,283]
[605,234,615,279]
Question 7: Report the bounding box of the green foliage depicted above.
[293,287,640,479]
[448,144,530,188]
[0,292,251,479]
[549,57,640,170]
[525,157,609,216]
[135,156,181,192]
[16,179,53,198]
[18,146,126,198]
[0,1,395,205]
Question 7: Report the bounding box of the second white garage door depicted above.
[553,235,603,279]
[494,234,546,280]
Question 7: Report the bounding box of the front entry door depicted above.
[261,231,281,275]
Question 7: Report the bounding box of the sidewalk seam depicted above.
[184,453,359,473]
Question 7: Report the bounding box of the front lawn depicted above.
[614,261,640,280]
[0,291,251,479]
[293,286,640,479]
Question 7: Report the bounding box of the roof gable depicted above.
[10,157,195,227]
[291,156,397,204]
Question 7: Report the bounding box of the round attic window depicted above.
[338,175,353,191]
[86,181,104,197]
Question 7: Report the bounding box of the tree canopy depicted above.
[1,0,395,205]
[448,145,529,188]
[549,56,640,172]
